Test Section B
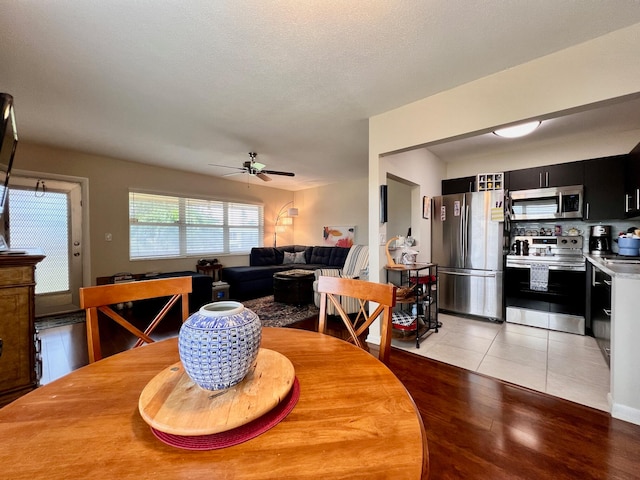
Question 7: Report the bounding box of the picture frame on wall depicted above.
[422,196,430,219]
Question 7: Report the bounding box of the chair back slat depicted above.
[79,277,192,363]
[317,276,396,364]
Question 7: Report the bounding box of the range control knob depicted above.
[561,239,568,244]
[571,239,578,244]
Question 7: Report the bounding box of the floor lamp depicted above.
[274,201,298,247]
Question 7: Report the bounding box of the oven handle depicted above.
[506,263,585,272]
[440,270,497,278]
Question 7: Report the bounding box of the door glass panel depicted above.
[9,188,70,294]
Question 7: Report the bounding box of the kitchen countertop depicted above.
[585,253,640,279]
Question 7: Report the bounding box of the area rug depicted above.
[35,311,86,330]
[242,296,319,328]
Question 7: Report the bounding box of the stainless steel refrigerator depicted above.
[431,190,505,321]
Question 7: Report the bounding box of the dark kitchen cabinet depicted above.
[442,176,475,194]
[624,153,640,218]
[506,161,584,191]
[583,154,626,221]
[586,261,611,366]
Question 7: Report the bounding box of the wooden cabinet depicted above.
[442,176,475,195]
[0,252,45,406]
[583,154,626,221]
[506,161,584,190]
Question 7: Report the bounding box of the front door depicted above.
[8,175,84,316]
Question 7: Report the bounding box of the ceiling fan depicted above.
[209,152,295,182]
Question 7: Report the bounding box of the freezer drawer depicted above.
[438,268,503,321]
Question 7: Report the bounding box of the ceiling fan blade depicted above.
[261,169,295,177]
[222,171,244,177]
[256,172,272,182]
[209,163,245,171]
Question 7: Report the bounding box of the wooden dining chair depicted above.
[316,275,397,364]
[79,276,192,363]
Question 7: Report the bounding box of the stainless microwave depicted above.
[509,185,583,221]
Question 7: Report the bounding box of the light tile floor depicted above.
[391,313,611,412]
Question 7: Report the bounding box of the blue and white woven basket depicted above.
[178,301,262,391]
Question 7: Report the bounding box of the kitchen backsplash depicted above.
[510,220,639,253]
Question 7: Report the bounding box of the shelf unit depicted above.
[477,172,503,192]
[385,263,439,348]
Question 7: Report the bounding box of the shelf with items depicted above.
[477,172,503,192]
[385,263,439,349]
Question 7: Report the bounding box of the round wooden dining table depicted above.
[0,327,428,479]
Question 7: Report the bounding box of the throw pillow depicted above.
[283,252,296,264]
[293,251,306,264]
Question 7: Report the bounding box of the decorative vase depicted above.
[178,301,262,391]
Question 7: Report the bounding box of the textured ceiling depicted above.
[1,2,640,190]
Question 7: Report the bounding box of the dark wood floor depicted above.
[38,318,640,480]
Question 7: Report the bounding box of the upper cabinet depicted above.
[506,161,584,191]
[624,153,640,218]
[583,154,626,221]
[441,176,476,195]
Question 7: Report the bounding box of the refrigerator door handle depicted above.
[464,203,470,263]
[460,198,465,264]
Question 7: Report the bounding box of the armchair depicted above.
[313,244,369,315]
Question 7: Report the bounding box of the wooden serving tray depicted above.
[138,348,295,436]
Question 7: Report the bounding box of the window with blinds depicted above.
[129,191,263,259]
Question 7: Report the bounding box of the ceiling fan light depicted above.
[493,121,541,138]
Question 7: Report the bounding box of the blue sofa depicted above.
[222,245,350,300]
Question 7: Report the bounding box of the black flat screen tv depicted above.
[0,93,18,214]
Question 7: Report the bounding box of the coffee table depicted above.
[273,269,315,305]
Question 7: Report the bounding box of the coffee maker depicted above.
[589,225,612,255]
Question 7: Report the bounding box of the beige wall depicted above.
[15,143,368,282]
[16,142,349,282]
[292,178,368,247]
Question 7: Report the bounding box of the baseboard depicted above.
[611,402,640,426]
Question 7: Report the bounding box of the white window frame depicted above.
[129,190,263,260]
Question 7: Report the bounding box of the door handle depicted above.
[585,202,590,220]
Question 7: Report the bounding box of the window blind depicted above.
[129,191,263,260]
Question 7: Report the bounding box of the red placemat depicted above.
[151,377,300,450]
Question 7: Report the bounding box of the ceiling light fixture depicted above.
[493,121,541,138]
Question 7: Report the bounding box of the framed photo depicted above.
[422,196,430,219]
[322,226,355,247]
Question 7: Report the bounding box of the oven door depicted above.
[505,266,586,333]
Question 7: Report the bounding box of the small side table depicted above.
[273,269,315,306]
[196,264,223,282]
